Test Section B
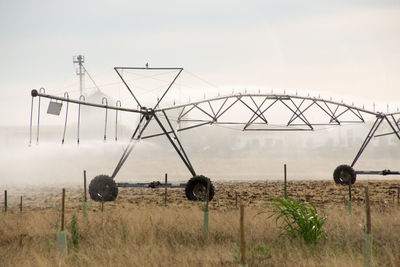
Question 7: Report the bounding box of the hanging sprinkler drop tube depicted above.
[115,100,121,141]
[77,95,85,144]
[102,97,108,141]
[61,92,69,144]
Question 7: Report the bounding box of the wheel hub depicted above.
[193,183,207,199]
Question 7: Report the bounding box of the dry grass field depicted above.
[1,180,400,266]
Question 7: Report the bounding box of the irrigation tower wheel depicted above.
[333,165,356,185]
[185,175,215,201]
[89,175,118,202]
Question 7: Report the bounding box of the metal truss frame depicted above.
[159,94,376,131]
[30,66,400,180]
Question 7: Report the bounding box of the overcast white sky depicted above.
[1,0,400,125]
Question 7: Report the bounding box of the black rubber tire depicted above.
[89,175,118,202]
[333,165,356,185]
[185,175,215,201]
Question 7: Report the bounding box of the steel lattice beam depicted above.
[159,93,374,131]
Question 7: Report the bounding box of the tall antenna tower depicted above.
[73,55,85,95]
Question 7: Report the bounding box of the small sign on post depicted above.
[47,101,63,116]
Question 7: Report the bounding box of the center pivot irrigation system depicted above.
[30,65,400,202]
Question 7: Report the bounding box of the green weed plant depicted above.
[68,214,80,249]
[268,197,326,244]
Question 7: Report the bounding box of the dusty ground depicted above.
[2,179,400,212]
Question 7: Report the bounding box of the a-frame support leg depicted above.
[350,116,384,167]
[153,111,197,177]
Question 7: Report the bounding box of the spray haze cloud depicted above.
[0,1,399,185]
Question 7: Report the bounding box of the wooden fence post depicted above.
[397,187,400,208]
[83,170,88,217]
[204,179,210,237]
[84,170,87,202]
[392,191,395,207]
[4,190,7,214]
[57,188,68,257]
[235,192,238,209]
[164,173,168,207]
[283,164,287,199]
[61,189,65,231]
[239,205,248,267]
[348,183,352,215]
[364,186,372,267]
[20,196,22,214]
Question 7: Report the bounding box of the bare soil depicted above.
[2,180,400,212]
